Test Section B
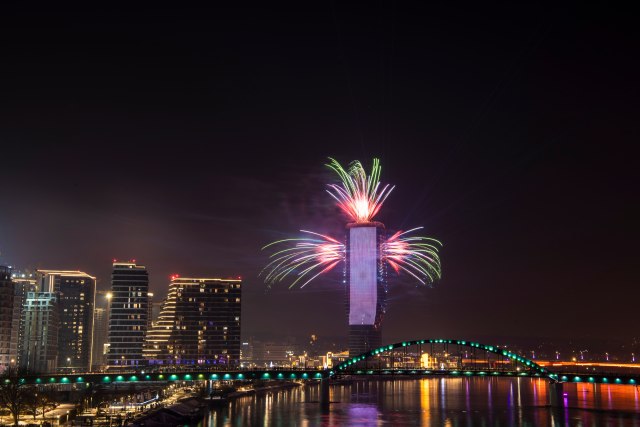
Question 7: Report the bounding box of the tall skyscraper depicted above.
[37,270,96,372]
[144,277,241,366]
[107,261,149,369]
[10,271,37,368]
[346,223,386,357]
[20,292,58,373]
[0,266,15,372]
[91,290,112,370]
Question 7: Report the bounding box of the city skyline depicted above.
[0,4,638,426]
[0,3,638,346]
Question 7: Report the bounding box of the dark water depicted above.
[200,378,640,426]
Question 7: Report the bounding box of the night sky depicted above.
[1,4,637,344]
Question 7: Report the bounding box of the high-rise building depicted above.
[20,292,58,373]
[10,271,37,368]
[0,266,15,372]
[346,222,386,357]
[144,277,241,367]
[107,262,149,369]
[37,270,96,372]
[91,290,112,370]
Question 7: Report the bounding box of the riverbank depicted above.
[129,381,301,426]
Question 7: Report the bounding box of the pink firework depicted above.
[325,157,394,223]
[262,158,441,288]
[382,227,442,285]
[261,230,345,288]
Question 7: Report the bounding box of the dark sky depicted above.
[1,3,638,344]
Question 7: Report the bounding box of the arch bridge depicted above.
[333,339,638,386]
[334,338,555,381]
[7,339,639,386]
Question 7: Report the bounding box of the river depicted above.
[198,378,640,426]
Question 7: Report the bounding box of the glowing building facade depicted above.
[346,223,386,356]
[107,262,149,369]
[144,277,241,366]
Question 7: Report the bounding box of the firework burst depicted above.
[325,157,394,223]
[381,227,442,285]
[261,157,442,289]
[261,230,345,288]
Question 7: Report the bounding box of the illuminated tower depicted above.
[107,261,149,369]
[262,158,442,359]
[346,223,386,356]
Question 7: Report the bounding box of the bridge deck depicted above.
[11,369,638,386]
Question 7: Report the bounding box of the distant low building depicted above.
[251,341,295,367]
[240,341,253,367]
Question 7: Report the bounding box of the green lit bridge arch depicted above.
[334,339,555,381]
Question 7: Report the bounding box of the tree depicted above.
[0,367,32,427]
[39,391,57,421]
[76,383,93,415]
[25,389,57,421]
[24,390,39,421]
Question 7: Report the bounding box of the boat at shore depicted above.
[128,397,205,426]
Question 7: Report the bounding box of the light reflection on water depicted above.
[199,378,640,426]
